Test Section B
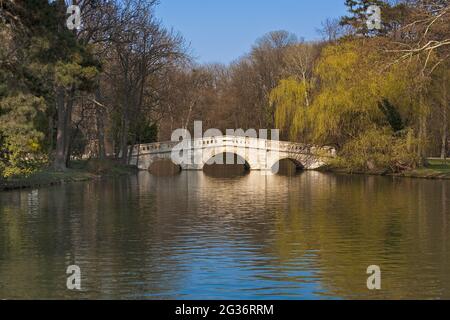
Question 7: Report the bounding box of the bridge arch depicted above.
[270,157,305,174]
[275,157,304,168]
[201,148,252,170]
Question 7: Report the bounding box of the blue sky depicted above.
[155,0,348,64]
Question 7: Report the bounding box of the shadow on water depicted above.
[148,159,181,176]
[148,155,302,177]
[203,153,250,178]
[272,158,303,176]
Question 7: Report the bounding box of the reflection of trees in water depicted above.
[1,172,449,298]
[0,177,187,298]
[70,176,190,298]
[263,175,450,299]
[149,160,181,176]
[138,172,450,299]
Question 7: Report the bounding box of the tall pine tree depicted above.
[340,0,388,36]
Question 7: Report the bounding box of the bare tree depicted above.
[282,42,321,107]
[107,0,185,164]
[317,18,352,42]
[249,31,298,127]
[388,0,449,74]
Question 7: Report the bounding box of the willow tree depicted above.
[270,38,422,171]
[269,77,310,141]
[309,41,387,147]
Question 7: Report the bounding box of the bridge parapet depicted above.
[129,135,336,171]
[130,135,335,157]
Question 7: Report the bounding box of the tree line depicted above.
[0,0,449,178]
[1,0,186,177]
[160,0,449,172]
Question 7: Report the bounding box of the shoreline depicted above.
[0,160,138,192]
[321,158,450,180]
[2,159,450,192]
[321,168,450,180]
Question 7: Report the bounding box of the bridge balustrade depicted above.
[130,136,336,157]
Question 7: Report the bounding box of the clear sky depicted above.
[155,0,348,64]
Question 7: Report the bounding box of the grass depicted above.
[394,158,450,179]
[321,158,450,180]
[426,158,450,172]
[0,159,138,191]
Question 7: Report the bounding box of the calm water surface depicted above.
[0,171,449,299]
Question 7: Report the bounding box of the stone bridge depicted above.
[129,135,336,172]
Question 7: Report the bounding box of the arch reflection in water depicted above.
[203,152,250,178]
[272,158,304,176]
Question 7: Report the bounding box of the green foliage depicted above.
[269,77,309,140]
[55,62,99,88]
[129,120,158,145]
[270,38,424,172]
[0,94,47,177]
[336,127,420,172]
[135,122,158,144]
[378,99,404,132]
[341,0,389,35]
[310,41,385,146]
[0,0,101,176]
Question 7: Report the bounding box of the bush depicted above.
[0,94,47,178]
[336,127,420,173]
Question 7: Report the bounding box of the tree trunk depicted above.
[95,88,106,159]
[184,101,194,130]
[119,76,131,164]
[417,95,428,165]
[127,135,137,165]
[53,86,67,171]
[441,76,448,160]
[48,115,54,157]
[120,116,130,165]
[441,109,447,160]
[63,89,75,167]
[53,85,76,170]
[96,108,106,159]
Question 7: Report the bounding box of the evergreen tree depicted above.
[0,0,99,176]
[340,0,388,36]
[378,99,404,133]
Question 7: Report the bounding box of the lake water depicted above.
[0,170,449,299]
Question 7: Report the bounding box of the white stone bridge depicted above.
[129,135,336,172]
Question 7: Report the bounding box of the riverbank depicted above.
[393,159,450,179]
[2,158,449,192]
[324,158,450,180]
[0,159,138,191]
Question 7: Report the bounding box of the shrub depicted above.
[337,127,420,173]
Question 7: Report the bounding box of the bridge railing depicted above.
[129,135,336,157]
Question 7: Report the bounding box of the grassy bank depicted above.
[393,158,450,179]
[0,159,138,191]
[323,158,450,180]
